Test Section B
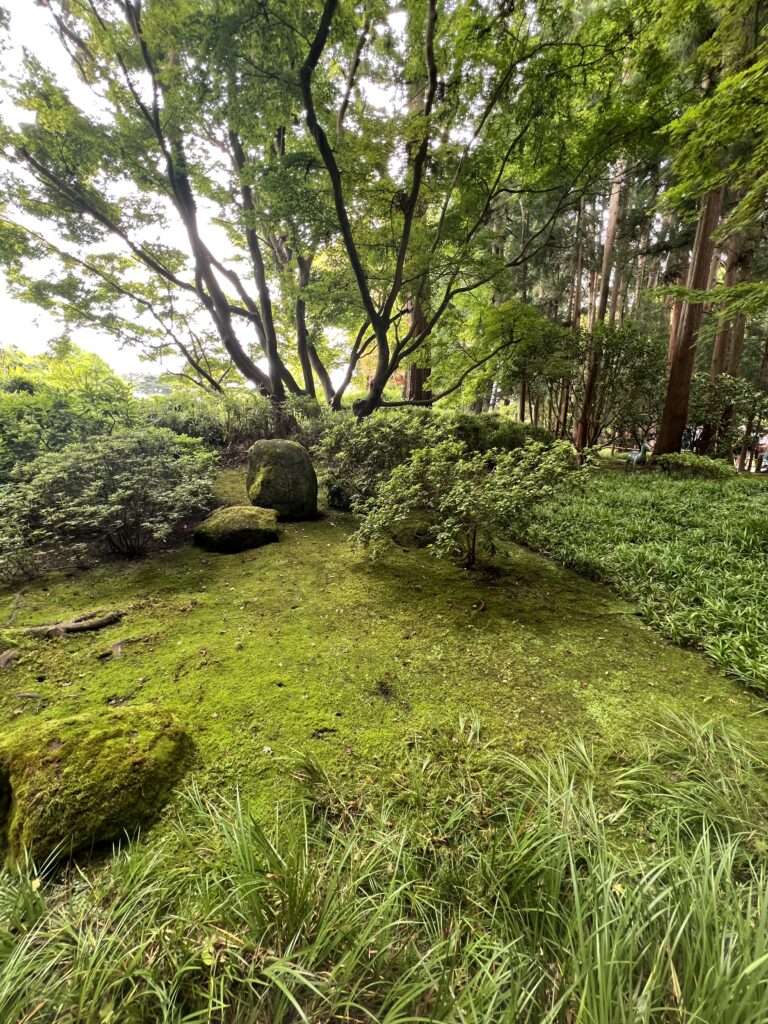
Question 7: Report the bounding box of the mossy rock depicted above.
[246,439,318,521]
[0,705,191,865]
[195,505,280,554]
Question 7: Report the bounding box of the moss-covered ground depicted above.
[1,468,766,817]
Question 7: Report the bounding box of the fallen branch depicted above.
[0,649,21,669]
[25,610,126,638]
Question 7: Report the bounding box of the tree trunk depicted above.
[575,163,623,451]
[655,186,725,456]
[587,269,598,331]
[295,255,317,398]
[666,253,690,367]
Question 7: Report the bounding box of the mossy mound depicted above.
[195,505,280,553]
[0,705,191,865]
[247,439,318,521]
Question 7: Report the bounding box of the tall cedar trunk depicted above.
[609,269,622,324]
[666,269,688,366]
[716,228,758,447]
[632,220,652,311]
[575,164,623,451]
[559,198,584,437]
[518,376,526,422]
[403,299,432,401]
[618,274,630,327]
[655,186,725,456]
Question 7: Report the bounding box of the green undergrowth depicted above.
[0,468,765,822]
[518,471,768,693]
[1,717,768,1022]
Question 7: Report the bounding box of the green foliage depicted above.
[0,345,135,482]
[143,390,332,452]
[447,411,550,453]
[317,408,549,511]
[1,718,767,1022]
[1,428,215,577]
[317,408,439,510]
[356,440,579,568]
[519,471,768,691]
[656,452,736,479]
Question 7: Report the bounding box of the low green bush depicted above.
[143,390,332,452]
[656,452,735,479]
[0,428,215,579]
[0,358,135,482]
[1,717,766,1023]
[356,439,579,567]
[316,408,550,510]
[448,410,550,453]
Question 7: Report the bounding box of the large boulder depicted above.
[0,705,191,865]
[194,505,280,553]
[246,439,318,521]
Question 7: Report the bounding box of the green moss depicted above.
[194,505,280,553]
[0,704,191,864]
[246,439,318,521]
[0,468,765,826]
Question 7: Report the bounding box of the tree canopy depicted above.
[0,0,765,445]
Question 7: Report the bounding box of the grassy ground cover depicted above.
[0,469,765,817]
[1,718,767,1022]
[518,470,768,693]
[2,467,768,1021]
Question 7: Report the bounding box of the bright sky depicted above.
[1,0,185,375]
[0,2,406,382]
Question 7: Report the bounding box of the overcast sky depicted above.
[1,0,181,375]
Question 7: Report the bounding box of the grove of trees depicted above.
[0,0,766,454]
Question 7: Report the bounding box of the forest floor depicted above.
[1,467,765,816]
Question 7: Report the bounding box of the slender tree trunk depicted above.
[655,186,725,456]
[609,269,622,325]
[403,293,432,402]
[518,376,526,422]
[587,269,597,330]
[295,255,317,398]
[666,253,690,367]
[402,10,432,402]
[575,163,623,451]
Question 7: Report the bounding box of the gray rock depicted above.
[246,439,318,521]
[194,505,280,553]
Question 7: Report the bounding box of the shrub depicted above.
[0,487,39,584]
[143,390,333,452]
[5,428,215,573]
[656,452,736,479]
[316,408,437,510]
[316,408,550,510]
[448,411,550,452]
[355,439,579,567]
[142,389,274,448]
[0,348,136,482]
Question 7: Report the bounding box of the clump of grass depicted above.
[1,716,767,1022]
[519,472,768,692]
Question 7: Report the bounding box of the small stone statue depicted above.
[625,441,652,472]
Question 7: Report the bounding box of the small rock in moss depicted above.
[194,505,280,554]
[0,704,191,865]
[246,439,318,521]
